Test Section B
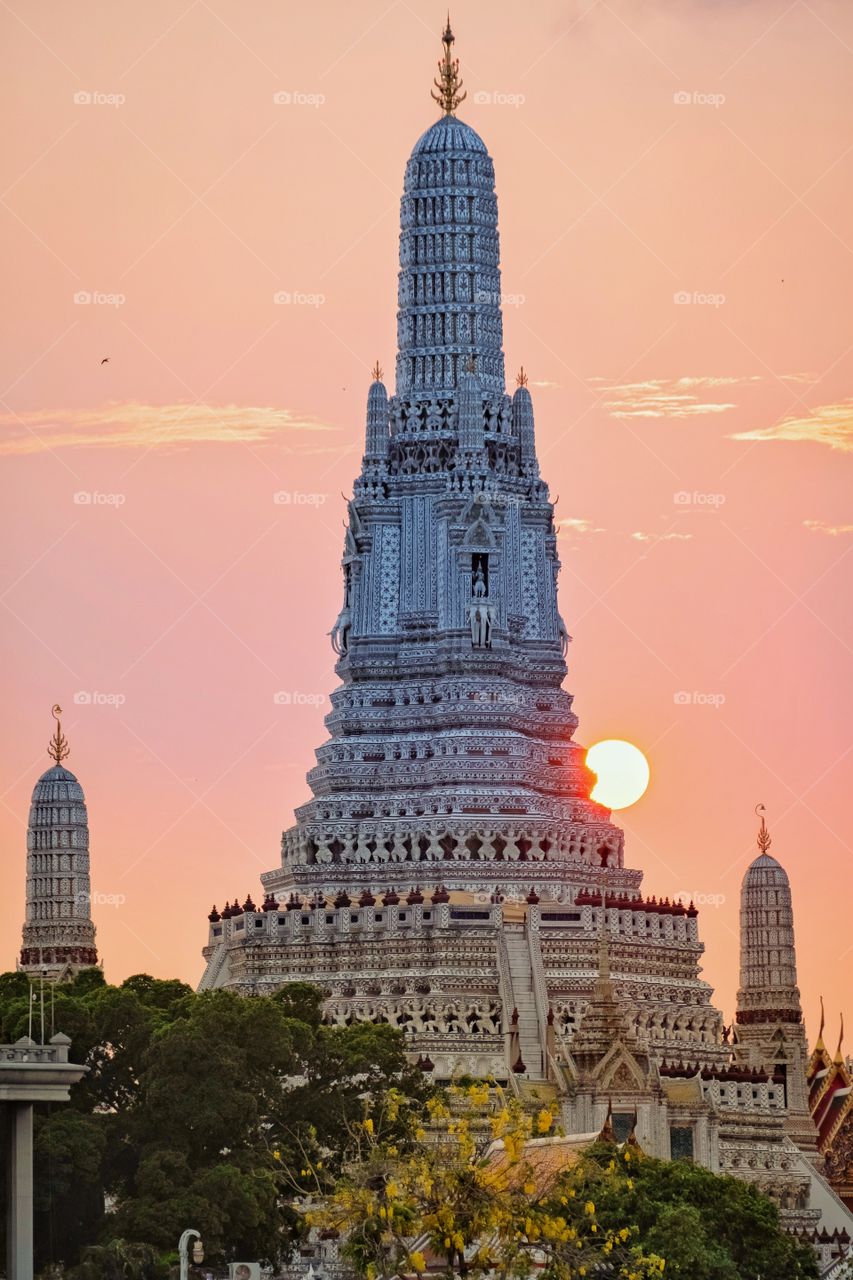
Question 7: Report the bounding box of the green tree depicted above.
[577,1145,818,1280]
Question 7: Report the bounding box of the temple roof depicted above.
[31,763,85,805]
[743,851,790,885]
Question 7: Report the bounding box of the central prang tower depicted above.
[200,21,715,1079]
[278,20,622,883]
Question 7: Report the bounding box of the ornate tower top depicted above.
[396,19,504,398]
[431,16,466,117]
[47,704,70,764]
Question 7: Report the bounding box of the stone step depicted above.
[503,927,546,1080]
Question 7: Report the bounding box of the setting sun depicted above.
[587,739,650,810]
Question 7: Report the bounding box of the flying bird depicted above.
[100,357,110,365]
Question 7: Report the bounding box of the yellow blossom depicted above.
[410,1252,426,1273]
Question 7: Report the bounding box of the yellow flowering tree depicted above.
[300,1086,666,1280]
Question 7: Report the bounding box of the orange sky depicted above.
[1,0,850,1042]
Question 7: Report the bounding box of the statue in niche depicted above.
[469,602,494,648]
[469,552,495,648]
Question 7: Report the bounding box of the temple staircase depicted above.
[503,927,545,1080]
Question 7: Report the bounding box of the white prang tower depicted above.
[734,805,818,1154]
[19,706,99,981]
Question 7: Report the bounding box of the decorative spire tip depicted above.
[516,366,529,388]
[431,15,466,117]
[754,803,771,854]
[47,704,70,764]
[371,360,383,382]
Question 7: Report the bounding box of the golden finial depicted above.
[371,360,383,382]
[816,995,826,1051]
[516,366,529,388]
[754,803,771,853]
[597,1097,616,1144]
[47,704,70,764]
[431,15,466,117]
[834,1013,845,1065]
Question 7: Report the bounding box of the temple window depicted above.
[612,1113,634,1143]
[670,1125,694,1162]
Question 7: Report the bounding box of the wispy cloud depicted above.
[0,402,338,456]
[600,376,753,419]
[631,531,694,544]
[729,400,853,453]
[556,517,605,537]
[803,519,853,537]
[530,379,560,389]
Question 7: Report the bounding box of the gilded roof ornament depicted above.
[754,802,771,854]
[431,16,466,117]
[597,1097,616,1144]
[816,995,826,1051]
[47,704,70,764]
[516,366,529,388]
[371,360,383,382]
[835,1013,845,1065]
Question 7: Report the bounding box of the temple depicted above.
[199,21,853,1260]
[18,706,99,980]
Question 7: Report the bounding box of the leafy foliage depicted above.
[305,1086,667,1279]
[304,1086,818,1280]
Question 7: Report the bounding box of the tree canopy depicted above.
[303,1085,819,1280]
[0,970,424,1274]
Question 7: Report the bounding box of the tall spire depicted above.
[735,813,818,1153]
[431,16,466,117]
[835,1014,846,1066]
[47,704,70,765]
[21,711,98,980]
[397,29,504,398]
